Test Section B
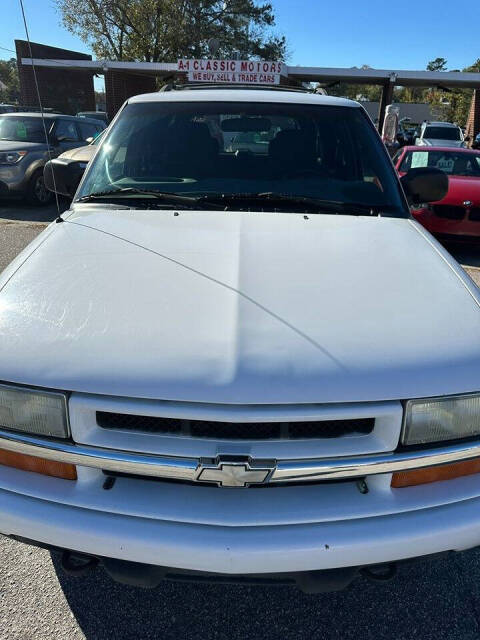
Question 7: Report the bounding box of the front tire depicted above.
[25,169,53,206]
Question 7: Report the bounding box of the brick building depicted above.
[105,71,156,121]
[15,40,160,119]
[15,40,95,114]
[465,90,480,144]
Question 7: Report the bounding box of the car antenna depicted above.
[18,0,62,221]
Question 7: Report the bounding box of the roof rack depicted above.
[159,83,311,93]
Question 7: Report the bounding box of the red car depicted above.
[394,145,480,238]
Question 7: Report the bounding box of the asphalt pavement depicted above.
[1,199,480,639]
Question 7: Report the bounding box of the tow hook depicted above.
[60,551,99,576]
[361,563,397,582]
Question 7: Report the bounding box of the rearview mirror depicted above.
[400,167,448,205]
[44,158,85,198]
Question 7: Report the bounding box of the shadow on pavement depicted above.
[53,550,480,640]
[0,197,70,223]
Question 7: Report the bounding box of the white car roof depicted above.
[128,88,359,108]
[424,121,458,127]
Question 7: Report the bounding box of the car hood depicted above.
[58,144,96,162]
[0,208,479,404]
[0,139,46,151]
[422,139,465,148]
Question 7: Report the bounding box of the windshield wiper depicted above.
[197,192,390,215]
[76,188,217,209]
[75,189,397,216]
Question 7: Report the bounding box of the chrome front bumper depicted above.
[1,427,479,485]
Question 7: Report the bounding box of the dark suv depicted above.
[0,113,105,205]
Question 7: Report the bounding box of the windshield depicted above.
[423,126,462,141]
[0,116,49,143]
[400,150,480,177]
[77,100,406,216]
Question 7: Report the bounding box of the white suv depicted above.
[1,86,479,593]
[415,120,466,148]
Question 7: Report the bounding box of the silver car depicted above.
[0,113,105,205]
[415,121,466,148]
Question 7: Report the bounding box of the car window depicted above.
[78,101,407,217]
[55,119,80,142]
[78,121,101,141]
[0,116,49,143]
[400,150,480,176]
[423,126,461,141]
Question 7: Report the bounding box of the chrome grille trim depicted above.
[1,427,480,485]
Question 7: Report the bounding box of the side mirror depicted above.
[44,158,85,198]
[400,167,448,205]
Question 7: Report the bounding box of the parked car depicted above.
[415,121,467,148]
[472,132,480,150]
[0,104,18,114]
[227,130,271,154]
[76,111,109,125]
[396,119,414,147]
[394,145,480,239]
[8,86,480,596]
[45,130,105,196]
[396,125,409,147]
[0,113,105,205]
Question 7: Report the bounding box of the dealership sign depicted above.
[177,59,284,85]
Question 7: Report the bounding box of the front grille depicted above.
[96,412,374,440]
[431,205,465,220]
[468,207,480,221]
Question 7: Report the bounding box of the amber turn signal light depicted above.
[0,448,77,480]
[391,458,480,488]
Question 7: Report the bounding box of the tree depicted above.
[426,57,448,72]
[424,58,450,121]
[447,59,480,126]
[0,58,20,103]
[422,58,480,126]
[326,66,383,102]
[55,0,287,62]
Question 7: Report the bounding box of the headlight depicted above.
[0,151,27,164]
[402,394,480,446]
[0,384,69,438]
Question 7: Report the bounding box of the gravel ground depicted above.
[0,220,48,272]
[0,206,480,639]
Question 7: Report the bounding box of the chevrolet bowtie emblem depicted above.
[197,460,274,487]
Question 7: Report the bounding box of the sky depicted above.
[0,0,478,75]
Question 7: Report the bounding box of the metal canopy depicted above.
[288,66,480,89]
[20,58,480,132]
[21,58,480,88]
[21,58,178,75]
